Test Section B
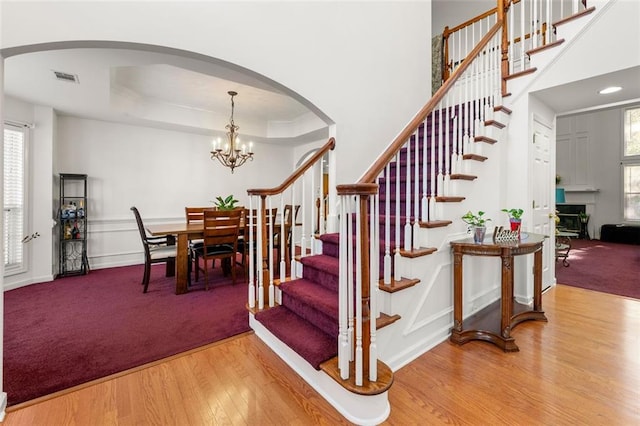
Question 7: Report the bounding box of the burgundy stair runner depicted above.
[255,102,484,369]
[254,234,340,368]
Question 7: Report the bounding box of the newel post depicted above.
[498,0,510,96]
[336,182,378,384]
[442,26,451,82]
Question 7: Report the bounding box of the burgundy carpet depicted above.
[3,264,250,406]
[555,239,640,299]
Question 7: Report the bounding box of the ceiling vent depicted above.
[52,70,79,84]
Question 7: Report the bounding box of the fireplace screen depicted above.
[556,204,586,234]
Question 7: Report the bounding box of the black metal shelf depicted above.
[58,174,90,277]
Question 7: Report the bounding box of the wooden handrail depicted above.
[443,7,498,37]
[247,137,335,197]
[341,20,502,193]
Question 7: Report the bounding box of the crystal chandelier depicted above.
[210,91,254,173]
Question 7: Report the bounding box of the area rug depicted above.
[3,264,251,406]
[555,239,640,299]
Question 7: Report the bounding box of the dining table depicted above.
[146,219,296,294]
[146,222,209,294]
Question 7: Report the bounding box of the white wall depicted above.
[55,115,294,269]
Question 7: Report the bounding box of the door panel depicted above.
[532,117,553,290]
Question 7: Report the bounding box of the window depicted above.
[4,123,28,274]
[624,107,640,156]
[623,107,640,221]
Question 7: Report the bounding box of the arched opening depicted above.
[1,40,335,406]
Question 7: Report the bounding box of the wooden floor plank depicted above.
[3,284,639,425]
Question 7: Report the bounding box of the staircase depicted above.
[248,1,605,424]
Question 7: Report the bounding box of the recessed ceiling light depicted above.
[599,86,621,94]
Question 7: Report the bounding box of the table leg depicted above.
[500,253,513,337]
[175,234,188,294]
[533,248,543,311]
[449,250,465,346]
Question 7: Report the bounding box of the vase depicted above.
[473,226,486,244]
[510,219,522,238]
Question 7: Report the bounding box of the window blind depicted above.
[4,125,26,270]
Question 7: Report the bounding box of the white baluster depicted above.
[257,202,264,310]
[413,130,420,250]
[421,117,428,222]
[279,195,286,283]
[384,164,391,285]
[369,191,378,382]
[404,140,411,252]
[248,196,255,309]
[394,153,402,282]
[268,197,274,307]
[339,195,349,379]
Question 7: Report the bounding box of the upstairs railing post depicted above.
[442,26,451,82]
[498,0,509,96]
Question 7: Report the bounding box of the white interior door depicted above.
[531,116,554,290]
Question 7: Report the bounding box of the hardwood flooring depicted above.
[4,284,640,425]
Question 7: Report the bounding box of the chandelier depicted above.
[210,91,254,173]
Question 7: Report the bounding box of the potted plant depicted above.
[213,195,239,211]
[501,208,524,233]
[461,210,491,243]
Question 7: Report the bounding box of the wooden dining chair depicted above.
[192,209,242,290]
[185,207,216,272]
[130,206,176,293]
[282,204,300,261]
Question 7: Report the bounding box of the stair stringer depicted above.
[250,314,390,426]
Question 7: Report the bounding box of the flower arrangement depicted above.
[501,208,524,220]
[461,210,491,227]
[213,195,239,210]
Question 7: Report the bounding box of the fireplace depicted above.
[557,204,586,238]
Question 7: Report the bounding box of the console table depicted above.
[450,233,548,352]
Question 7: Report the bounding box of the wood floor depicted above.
[4,284,640,425]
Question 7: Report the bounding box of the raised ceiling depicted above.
[3,47,331,144]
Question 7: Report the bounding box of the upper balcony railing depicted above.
[441,0,591,94]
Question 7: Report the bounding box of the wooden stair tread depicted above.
[419,220,452,228]
[399,247,437,258]
[378,276,420,293]
[273,277,296,286]
[494,105,512,115]
[462,153,488,162]
[320,357,393,396]
[553,6,595,27]
[484,119,505,129]
[474,135,497,144]
[504,67,537,81]
[435,196,465,202]
[377,312,401,329]
[526,38,565,57]
[247,301,281,315]
[450,174,477,181]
